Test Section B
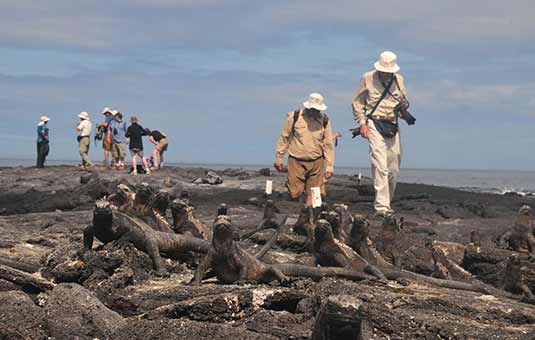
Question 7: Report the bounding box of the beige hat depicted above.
[39,115,50,123]
[111,110,119,116]
[374,51,400,73]
[303,92,327,111]
[78,111,89,120]
[101,107,112,114]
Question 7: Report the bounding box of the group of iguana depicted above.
[83,183,535,301]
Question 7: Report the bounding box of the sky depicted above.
[1,0,534,170]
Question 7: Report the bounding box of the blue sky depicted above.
[1,0,535,170]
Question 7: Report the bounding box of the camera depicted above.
[394,100,416,125]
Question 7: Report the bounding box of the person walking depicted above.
[274,93,335,206]
[125,116,150,176]
[97,107,114,168]
[351,51,410,217]
[36,116,50,168]
[110,111,127,170]
[146,129,168,170]
[76,111,94,171]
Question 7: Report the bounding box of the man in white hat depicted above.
[274,93,335,206]
[352,51,410,216]
[97,107,114,168]
[36,116,50,168]
[76,111,94,171]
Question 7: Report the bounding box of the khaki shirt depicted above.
[275,109,335,173]
[77,119,92,137]
[352,70,409,125]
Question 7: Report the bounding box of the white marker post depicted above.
[265,180,273,195]
[311,187,322,208]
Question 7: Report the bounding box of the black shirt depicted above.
[150,130,166,142]
[125,123,147,150]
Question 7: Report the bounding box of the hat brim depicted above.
[78,114,88,119]
[374,61,400,73]
[303,101,327,111]
[40,118,50,123]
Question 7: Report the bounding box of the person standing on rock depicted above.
[274,93,335,205]
[110,111,127,170]
[125,116,151,176]
[97,107,114,168]
[352,51,410,217]
[145,128,168,170]
[36,116,50,168]
[76,112,94,171]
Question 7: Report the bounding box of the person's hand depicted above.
[360,124,369,139]
[274,161,284,172]
[325,171,333,180]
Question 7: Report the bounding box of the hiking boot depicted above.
[132,172,138,176]
[374,210,392,218]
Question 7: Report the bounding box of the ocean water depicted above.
[1,159,534,195]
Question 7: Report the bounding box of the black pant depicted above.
[36,141,49,168]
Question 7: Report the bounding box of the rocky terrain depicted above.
[1,165,535,340]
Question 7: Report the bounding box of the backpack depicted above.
[291,109,329,135]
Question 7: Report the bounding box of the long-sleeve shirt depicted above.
[352,70,409,125]
[275,109,335,173]
[77,120,92,137]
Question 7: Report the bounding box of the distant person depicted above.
[36,116,50,168]
[111,111,127,170]
[125,116,150,176]
[274,93,335,206]
[76,111,94,171]
[97,107,114,168]
[145,128,168,170]
[352,51,410,217]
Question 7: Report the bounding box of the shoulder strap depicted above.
[291,109,300,134]
[322,113,329,128]
[367,74,395,117]
[392,75,409,105]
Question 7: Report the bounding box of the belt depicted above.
[79,135,90,138]
[289,155,323,162]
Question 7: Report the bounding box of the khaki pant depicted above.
[368,120,401,213]
[287,156,324,199]
[79,137,93,166]
[111,142,126,159]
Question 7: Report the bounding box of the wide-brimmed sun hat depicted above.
[303,93,327,111]
[374,51,400,73]
[78,111,89,120]
[39,115,50,123]
[111,110,119,116]
[101,107,112,114]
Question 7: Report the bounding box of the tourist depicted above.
[145,128,168,170]
[274,93,335,205]
[36,116,50,168]
[351,51,410,217]
[125,116,150,176]
[76,112,94,171]
[97,107,114,168]
[110,111,127,170]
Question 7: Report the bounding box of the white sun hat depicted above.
[111,110,119,116]
[101,107,112,114]
[78,111,89,120]
[374,51,400,73]
[39,115,50,123]
[303,92,327,111]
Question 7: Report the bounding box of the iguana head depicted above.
[350,214,369,241]
[212,215,239,249]
[135,182,154,205]
[314,219,334,242]
[519,205,532,216]
[94,199,112,215]
[93,199,113,227]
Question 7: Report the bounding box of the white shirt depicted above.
[78,119,92,137]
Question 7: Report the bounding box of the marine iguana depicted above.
[313,219,385,279]
[83,200,210,275]
[192,215,374,285]
[240,199,281,239]
[106,183,175,233]
[169,198,211,239]
[508,205,535,254]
